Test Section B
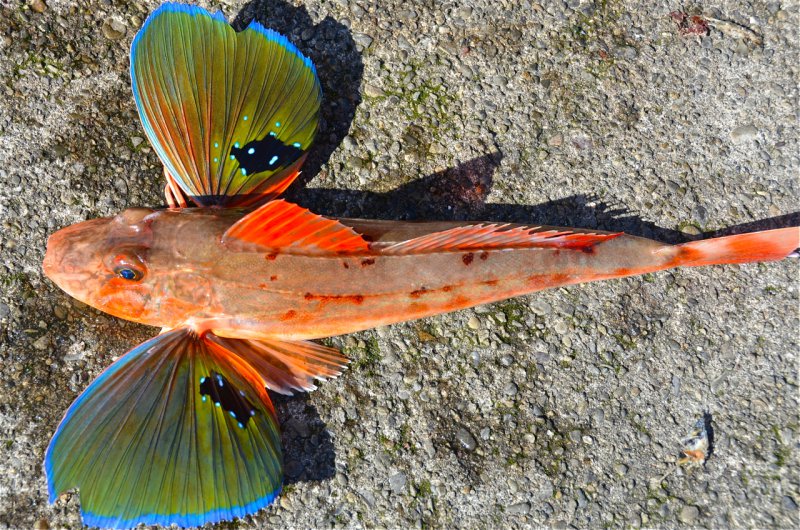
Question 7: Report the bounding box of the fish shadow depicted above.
[288,152,799,243]
[230,1,800,240]
[290,152,798,244]
[702,411,715,463]
[233,0,364,187]
[271,393,336,484]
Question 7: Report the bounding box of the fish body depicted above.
[46,206,797,341]
[47,206,750,339]
[40,3,799,529]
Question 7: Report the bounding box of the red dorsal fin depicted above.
[379,223,620,254]
[223,199,371,255]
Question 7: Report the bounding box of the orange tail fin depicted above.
[673,227,799,267]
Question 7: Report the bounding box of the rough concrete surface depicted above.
[0,0,798,528]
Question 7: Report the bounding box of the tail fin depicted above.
[673,227,799,267]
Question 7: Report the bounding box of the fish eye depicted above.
[114,266,143,281]
[108,249,148,281]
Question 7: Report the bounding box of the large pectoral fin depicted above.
[131,4,321,207]
[45,328,283,529]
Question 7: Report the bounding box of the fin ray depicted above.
[131,3,321,207]
[45,328,282,529]
[379,223,620,254]
[207,335,348,395]
[223,200,371,255]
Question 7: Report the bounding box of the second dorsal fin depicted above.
[379,224,620,254]
[223,200,371,255]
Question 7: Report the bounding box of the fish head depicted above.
[43,207,161,324]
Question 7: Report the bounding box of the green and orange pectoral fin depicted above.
[44,328,282,529]
[130,3,321,207]
[222,199,371,255]
[207,334,349,395]
[379,223,621,254]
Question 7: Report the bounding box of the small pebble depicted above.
[679,505,700,524]
[388,472,406,494]
[730,124,758,143]
[507,501,530,514]
[455,426,477,451]
[102,18,127,40]
[30,0,47,13]
[353,33,373,48]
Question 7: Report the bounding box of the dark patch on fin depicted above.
[231,135,304,176]
[200,371,256,427]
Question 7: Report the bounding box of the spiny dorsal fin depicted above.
[223,200,371,255]
[379,223,620,254]
[131,4,321,207]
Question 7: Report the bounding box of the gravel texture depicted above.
[1,0,798,528]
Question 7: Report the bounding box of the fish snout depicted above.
[43,217,112,286]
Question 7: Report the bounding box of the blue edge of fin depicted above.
[44,331,282,529]
[130,2,318,105]
[81,491,281,529]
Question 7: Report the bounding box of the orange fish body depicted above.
[40,4,799,529]
[45,205,798,341]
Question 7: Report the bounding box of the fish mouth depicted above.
[43,217,113,289]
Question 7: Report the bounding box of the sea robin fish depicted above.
[41,3,799,529]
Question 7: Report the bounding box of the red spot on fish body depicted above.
[304,293,365,305]
[480,252,488,261]
[528,273,571,286]
[462,253,474,265]
[410,288,428,298]
[442,285,454,292]
[483,279,498,286]
[343,262,350,269]
[270,275,278,281]
[258,283,267,289]
[281,310,296,320]
[452,295,470,307]
[266,253,277,261]
[360,258,376,267]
